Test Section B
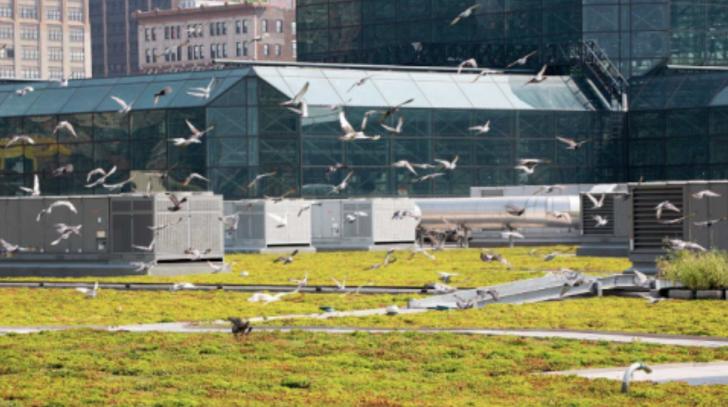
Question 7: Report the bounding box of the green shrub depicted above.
[281,376,311,389]
[658,250,728,290]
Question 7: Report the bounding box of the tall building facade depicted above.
[134,1,295,73]
[0,0,91,81]
[296,0,728,79]
[89,0,172,78]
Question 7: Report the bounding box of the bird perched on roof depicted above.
[280,81,309,117]
[273,249,299,265]
[476,288,500,302]
[450,4,480,26]
[153,86,173,105]
[556,136,588,150]
[621,362,652,393]
[227,317,253,337]
[16,86,34,96]
[506,50,538,68]
[480,250,511,268]
[248,288,299,304]
[438,272,458,284]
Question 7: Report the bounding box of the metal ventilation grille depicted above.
[633,186,684,251]
[582,194,615,235]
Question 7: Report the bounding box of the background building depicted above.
[134,0,295,73]
[0,0,91,81]
[90,0,173,78]
[296,0,728,79]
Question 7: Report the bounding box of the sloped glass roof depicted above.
[0,68,250,117]
[252,65,595,111]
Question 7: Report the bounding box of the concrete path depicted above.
[550,361,728,386]
[2,323,728,348]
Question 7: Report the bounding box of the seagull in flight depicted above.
[665,238,706,252]
[392,160,418,176]
[153,86,173,105]
[593,215,608,227]
[166,193,188,212]
[457,58,478,74]
[345,211,368,223]
[182,173,208,187]
[469,121,491,135]
[53,121,77,138]
[75,282,99,299]
[514,158,546,175]
[380,98,414,122]
[85,166,117,188]
[527,65,548,84]
[52,164,74,177]
[246,171,276,190]
[331,171,354,194]
[694,217,728,228]
[103,177,134,192]
[585,193,606,209]
[505,204,526,217]
[693,190,721,199]
[267,213,288,228]
[506,50,538,68]
[347,75,374,93]
[273,249,299,265]
[450,4,480,26]
[248,288,299,304]
[556,136,588,150]
[655,201,680,220]
[36,200,77,222]
[0,239,32,257]
[280,82,310,117]
[435,156,458,171]
[207,261,230,273]
[110,96,132,114]
[19,175,40,196]
[16,86,34,96]
[187,77,216,99]
[535,185,565,195]
[132,239,155,252]
[339,112,381,141]
[169,120,213,147]
[414,173,444,183]
[5,135,34,148]
[471,68,499,83]
[51,224,82,246]
[547,211,572,224]
[381,117,404,134]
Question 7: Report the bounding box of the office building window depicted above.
[145,48,152,64]
[209,23,214,36]
[68,7,84,22]
[0,47,12,59]
[70,28,84,42]
[46,7,61,20]
[0,3,11,18]
[22,47,38,60]
[262,19,268,33]
[70,71,85,79]
[222,43,227,58]
[49,26,63,41]
[22,67,40,79]
[0,24,12,39]
[291,22,296,35]
[151,28,156,41]
[275,44,281,57]
[20,25,38,40]
[236,42,248,57]
[164,26,169,40]
[20,6,37,19]
[49,68,64,81]
[0,66,13,78]
[276,20,283,33]
[236,20,241,34]
[70,48,84,62]
[49,47,63,61]
[263,44,269,56]
[242,19,248,34]
[292,40,296,57]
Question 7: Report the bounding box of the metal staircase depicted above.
[579,40,629,111]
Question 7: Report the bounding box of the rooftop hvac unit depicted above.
[311,198,417,250]
[628,181,728,274]
[0,193,224,277]
[224,199,312,252]
[577,187,630,257]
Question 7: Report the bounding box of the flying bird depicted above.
[0,239,32,256]
[381,116,404,134]
[414,173,444,183]
[457,58,478,74]
[325,163,346,178]
[526,65,548,84]
[380,98,414,122]
[480,251,511,268]
[331,171,354,194]
[248,288,298,304]
[264,188,296,203]
[471,68,499,82]
[15,86,34,96]
[273,249,299,265]
[207,261,230,273]
[53,121,77,138]
[280,82,310,117]
[556,136,588,150]
[166,193,188,212]
[246,171,277,190]
[621,363,652,394]
[187,77,216,99]
[585,193,606,209]
[593,215,608,227]
[469,120,491,135]
[514,158,546,175]
[450,4,480,26]
[184,248,211,261]
[110,96,132,115]
[85,165,117,188]
[132,239,155,252]
[170,120,213,147]
[339,111,381,141]
[36,200,77,222]
[392,160,418,176]
[182,172,209,187]
[438,272,458,284]
[267,213,288,228]
[52,164,74,177]
[75,282,99,299]
[51,224,82,246]
[534,185,565,195]
[547,211,572,224]
[5,135,35,148]
[102,178,134,192]
[665,238,706,252]
[694,217,728,228]
[506,50,538,68]
[692,190,721,199]
[19,175,40,196]
[434,156,459,171]
[347,75,374,93]
[655,200,680,220]
[153,86,173,105]
[227,317,253,337]
[345,211,369,223]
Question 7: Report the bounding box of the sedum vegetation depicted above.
[0,331,727,406]
[658,250,728,290]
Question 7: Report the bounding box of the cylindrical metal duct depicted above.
[414,197,581,229]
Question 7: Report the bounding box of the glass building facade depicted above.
[0,65,628,199]
[297,0,728,78]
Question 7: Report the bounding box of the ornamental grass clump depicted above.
[658,250,728,290]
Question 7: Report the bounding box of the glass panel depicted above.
[302,137,343,166]
[207,107,246,137]
[94,112,129,141]
[59,86,113,114]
